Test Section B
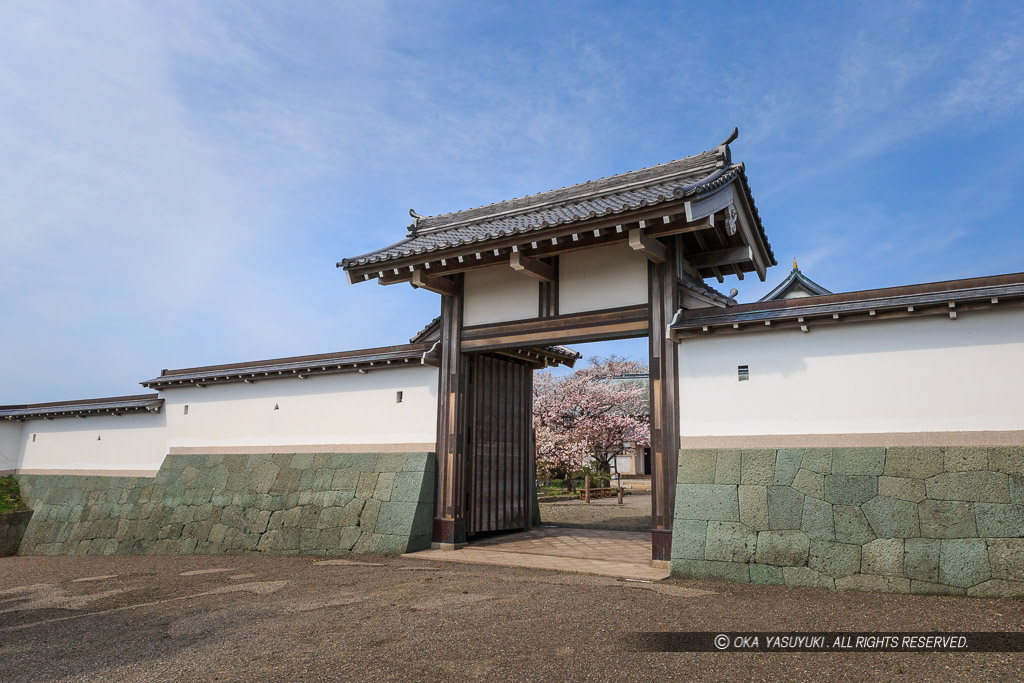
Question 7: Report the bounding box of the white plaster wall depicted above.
[559,243,649,314]
[18,412,168,473]
[0,421,24,472]
[679,307,1024,436]
[162,365,439,449]
[463,265,538,326]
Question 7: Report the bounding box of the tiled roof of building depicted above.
[0,395,164,420]
[141,344,436,389]
[758,263,832,301]
[681,273,737,306]
[342,133,774,271]
[671,272,1024,339]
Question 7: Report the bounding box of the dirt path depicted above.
[2,554,1022,681]
[539,491,651,531]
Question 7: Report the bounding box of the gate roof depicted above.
[341,130,775,286]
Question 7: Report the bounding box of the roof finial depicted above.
[409,209,423,227]
[720,127,739,148]
[793,257,798,270]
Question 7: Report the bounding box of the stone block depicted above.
[749,563,784,585]
[378,454,406,473]
[967,578,1024,598]
[877,476,926,503]
[355,472,379,500]
[975,503,1024,538]
[801,448,833,474]
[989,447,1024,477]
[862,496,920,538]
[926,471,1010,503]
[678,449,718,484]
[377,534,411,555]
[671,520,707,560]
[290,453,315,470]
[270,467,300,495]
[783,566,834,589]
[738,486,769,530]
[943,447,989,472]
[402,453,431,472]
[704,522,756,563]
[808,541,860,578]
[675,484,740,521]
[352,532,382,554]
[331,468,359,492]
[360,498,381,531]
[390,471,428,503]
[801,496,835,540]
[832,448,885,476]
[741,450,776,486]
[671,558,750,583]
[939,539,991,588]
[373,473,396,501]
[1011,476,1024,504]
[835,574,910,594]
[714,450,740,485]
[339,527,361,552]
[904,538,940,582]
[375,501,417,536]
[311,469,336,491]
[755,530,809,567]
[918,500,977,539]
[316,506,346,529]
[862,538,903,576]
[823,475,877,506]
[910,581,965,596]
[338,498,365,527]
[773,449,804,486]
[987,539,1024,581]
[767,486,804,530]
[248,462,280,495]
[792,469,824,500]
[885,447,944,479]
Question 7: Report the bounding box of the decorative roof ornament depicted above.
[408,209,425,236]
[758,259,832,301]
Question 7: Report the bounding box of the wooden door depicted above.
[465,353,533,535]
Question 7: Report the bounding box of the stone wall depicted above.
[0,510,32,556]
[16,452,434,556]
[671,446,1024,597]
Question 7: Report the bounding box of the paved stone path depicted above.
[404,527,669,580]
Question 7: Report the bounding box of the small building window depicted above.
[32,434,36,443]
[396,391,404,403]
[184,405,189,416]
[738,365,749,381]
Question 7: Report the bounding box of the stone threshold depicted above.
[403,547,670,581]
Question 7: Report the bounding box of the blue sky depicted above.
[2,1,1022,403]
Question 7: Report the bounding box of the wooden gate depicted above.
[464,353,534,535]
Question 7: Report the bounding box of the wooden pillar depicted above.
[432,274,468,547]
[648,236,681,561]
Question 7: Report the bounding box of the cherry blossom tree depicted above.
[533,355,650,489]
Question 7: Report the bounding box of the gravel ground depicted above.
[2,554,1023,681]
[540,492,651,531]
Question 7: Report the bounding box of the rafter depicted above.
[628,227,667,263]
[411,269,459,296]
[509,251,554,282]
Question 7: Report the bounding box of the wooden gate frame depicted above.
[430,238,683,560]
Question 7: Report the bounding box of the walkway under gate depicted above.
[404,527,669,581]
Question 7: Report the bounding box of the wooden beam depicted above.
[510,251,554,282]
[688,245,753,270]
[411,269,458,296]
[628,228,667,263]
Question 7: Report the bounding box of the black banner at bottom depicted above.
[630,632,1024,653]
